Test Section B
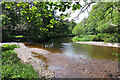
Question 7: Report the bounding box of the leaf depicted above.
[27,17,29,20]
[33,2,37,5]
[7,6,11,9]
[49,14,51,17]
[17,4,21,7]
[61,16,65,19]
[50,19,54,24]
[39,14,41,16]
[47,25,49,27]
[50,25,53,28]
[46,29,48,31]
[24,11,27,13]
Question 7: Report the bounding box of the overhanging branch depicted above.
[72,2,94,21]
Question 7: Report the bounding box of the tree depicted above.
[1,1,81,42]
[72,2,119,43]
[72,22,85,35]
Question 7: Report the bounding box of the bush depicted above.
[96,33,119,43]
[1,44,39,79]
[2,63,39,78]
[2,50,20,64]
[73,35,97,41]
[72,33,119,42]
[1,44,19,51]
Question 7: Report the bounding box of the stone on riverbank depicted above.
[0,42,55,78]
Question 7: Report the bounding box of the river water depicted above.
[24,37,119,78]
[24,37,119,60]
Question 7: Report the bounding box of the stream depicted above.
[24,37,119,78]
[24,37,118,60]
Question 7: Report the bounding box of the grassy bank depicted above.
[1,44,39,79]
[72,33,119,43]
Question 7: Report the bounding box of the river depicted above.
[24,37,119,60]
[23,37,119,78]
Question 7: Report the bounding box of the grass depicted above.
[1,44,39,79]
[72,33,119,43]
[72,35,97,42]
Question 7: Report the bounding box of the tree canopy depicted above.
[1,1,79,42]
[1,1,119,43]
[72,2,119,43]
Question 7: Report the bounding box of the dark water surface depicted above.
[24,37,119,60]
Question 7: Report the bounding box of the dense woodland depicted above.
[1,2,120,43]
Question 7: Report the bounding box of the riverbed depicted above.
[23,37,119,60]
[1,37,119,78]
[23,37,119,78]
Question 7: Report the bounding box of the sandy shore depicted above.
[76,41,120,48]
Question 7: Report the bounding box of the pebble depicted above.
[1,42,55,78]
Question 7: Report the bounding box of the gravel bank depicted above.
[42,53,119,78]
[0,42,55,78]
[76,41,120,48]
[1,42,119,78]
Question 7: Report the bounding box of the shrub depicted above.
[2,50,20,64]
[73,35,96,41]
[96,33,119,43]
[1,44,19,51]
[73,33,119,42]
[2,44,39,79]
[2,63,39,78]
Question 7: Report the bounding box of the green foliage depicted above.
[0,14,11,26]
[2,44,19,51]
[72,2,119,43]
[112,52,120,61]
[72,23,85,35]
[97,33,119,43]
[2,63,39,78]
[2,2,78,42]
[1,44,39,78]
[73,35,96,41]
[72,33,119,42]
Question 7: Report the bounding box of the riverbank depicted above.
[0,42,55,78]
[76,41,120,48]
[0,42,119,78]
